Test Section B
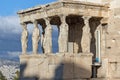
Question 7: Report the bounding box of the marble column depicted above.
[32,20,40,54]
[58,15,69,52]
[21,23,28,54]
[101,24,107,57]
[101,18,108,57]
[43,18,52,53]
[81,16,91,53]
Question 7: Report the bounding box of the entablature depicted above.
[17,0,109,23]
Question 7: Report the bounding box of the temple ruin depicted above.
[17,0,120,80]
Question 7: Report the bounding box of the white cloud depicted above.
[0,16,59,34]
[0,16,22,34]
[7,51,21,57]
[7,51,33,57]
[0,16,36,38]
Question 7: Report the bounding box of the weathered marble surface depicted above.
[43,18,52,54]
[20,53,93,80]
[32,20,40,54]
[81,16,91,53]
[18,0,120,80]
[58,15,68,52]
[21,23,28,54]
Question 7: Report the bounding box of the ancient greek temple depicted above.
[17,0,120,80]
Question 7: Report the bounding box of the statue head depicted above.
[21,23,27,30]
[32,20,39,28]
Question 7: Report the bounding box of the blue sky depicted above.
[0,0,57,60]
[0,0,56,16]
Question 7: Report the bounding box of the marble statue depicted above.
[43,18,52,53]
[21,23,28,54]
[32,21,40,54]
[58,15,68,52]
[81,17,91,53]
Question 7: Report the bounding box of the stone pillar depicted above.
[21,23,28,55]
[43,18,52,53]
[101,18,108,57]
[58,15,69,52]
[101,24,107,57]
[81,16,91,53]
[32,20,40,54]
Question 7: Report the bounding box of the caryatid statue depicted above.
[81,16,91,53]
[58,15,69,52]
[43,18,52,53]
[21,23,28,54]
[32,20,40,54]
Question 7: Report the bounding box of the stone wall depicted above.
[18,0,120,80]
[20,53,93,80]
[96,0,120,79]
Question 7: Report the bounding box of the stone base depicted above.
[97,56,120,79]
[20,53,93,80]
